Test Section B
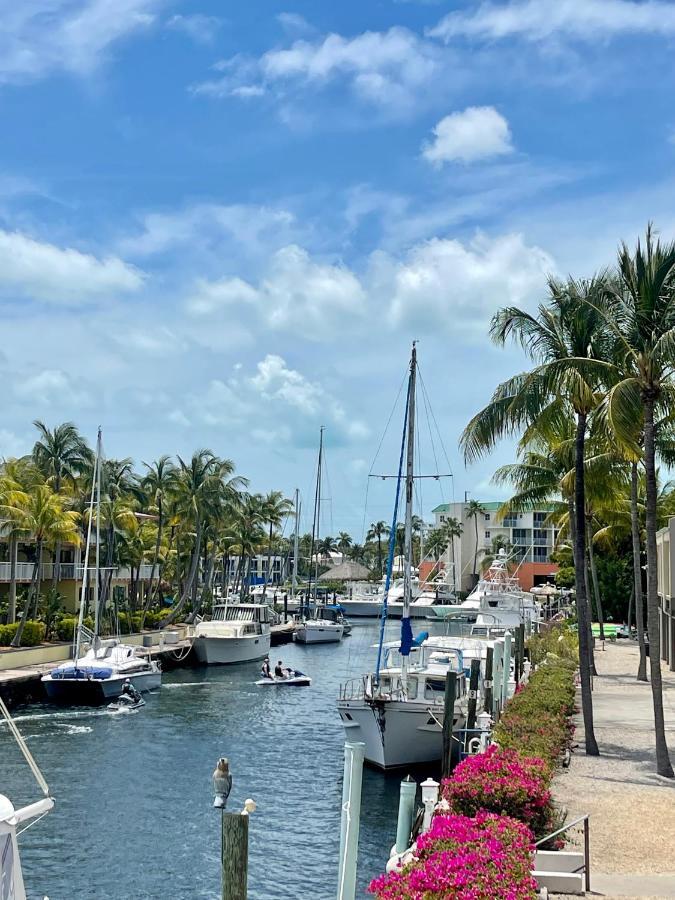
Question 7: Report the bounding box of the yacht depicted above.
[192,602,271,664]
[294,605,346,643]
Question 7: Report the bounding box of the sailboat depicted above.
[337,344,467,768]
[295,427,344,644]
[42,429,161,704]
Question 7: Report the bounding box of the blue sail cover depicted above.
[400,616,413,656]
[51,666,113,680]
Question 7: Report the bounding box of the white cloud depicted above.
[194,27,444,112]
[276,12,314,35]
[429,0,675,43]
[14,369,91,407]
[374,232,554,331]
[422,107,514,165]
[186,277,259,315]
[166,14,222,44]
[0,230,144,304]
[0,1,163,83]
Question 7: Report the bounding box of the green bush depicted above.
[0,620,46,647]
[55,616,78,641]
[527,624,578,667]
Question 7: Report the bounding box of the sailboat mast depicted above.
[401,344,417,691]
[74,435,99,662]
[307,427,324,607]
[292,488,300,597]
[93,428,102,648]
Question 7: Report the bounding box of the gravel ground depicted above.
[551,640,675,898]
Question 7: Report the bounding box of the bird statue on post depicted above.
[213,757,232,809]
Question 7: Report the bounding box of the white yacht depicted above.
[338,640,467,769]
[192,603,271,664]
[294,606,345,643]
[42,429,162,705]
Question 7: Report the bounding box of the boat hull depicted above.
[338,600,383,617]
[337,697,465,769]
[192,633,271,665]
[42,668,161,705]
[294,623,343,643]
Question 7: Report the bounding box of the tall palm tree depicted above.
[32,421,91,585]
[0,458,36,623]
[140,455,177,624]
[465,500,485,584]
[6,484,80,646]
[260,491,293,598]
[600,225,675,777]
[337,531,353,561]
[442,517,463,591]
[366,521,389,575]
[461,275,612,757]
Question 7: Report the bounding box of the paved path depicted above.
[553,641,675,899]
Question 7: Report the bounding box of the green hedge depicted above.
[0,621,46,647]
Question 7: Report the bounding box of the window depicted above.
[533,546,549,562]
[533,529,548,546]
[485,530,491,539]
[512,528,529,545]
[533,511,547,526]
[484,513,491,521]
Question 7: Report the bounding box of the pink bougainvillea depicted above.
[368,812,537,900]
[440,745,554,838]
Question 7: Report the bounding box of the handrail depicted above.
[535,813,590,892]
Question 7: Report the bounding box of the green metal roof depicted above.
[431,501,555,514]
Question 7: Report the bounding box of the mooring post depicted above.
[513,627,521,683]
[283,593,288,624]
[222,812,249,900]
[420,778,439,832]
[492,640,503,718]
[517,624,526,682]
[441,671,457,778]
[395,775,417,853]
[484,647,494,713]
[466,659,480,739]
[337,741,365,900]
[502,631,512,707]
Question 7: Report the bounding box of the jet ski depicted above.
[107,693,146,712]
[255,669,311,687]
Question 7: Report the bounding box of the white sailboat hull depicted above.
[192,633,271,665]
[337,697,465,769]
[338,600,383,617]
[42,667,161,704]
[294,622,344,643]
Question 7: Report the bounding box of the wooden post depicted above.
[442,671,457,778]
[222,812,248,900]
[484,647,493,713]
[283,593,288,624]
[466,659,480,739]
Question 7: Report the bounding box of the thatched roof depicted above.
[318,561,371,581]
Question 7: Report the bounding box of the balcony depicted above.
[502,517,518,528]
[0,562,155,582]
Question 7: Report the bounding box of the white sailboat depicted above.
[337,344,467,769]
[42,429,161,704]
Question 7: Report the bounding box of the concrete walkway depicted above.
[553,641,675,899]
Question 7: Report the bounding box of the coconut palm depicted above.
[442,517,463,591]
[461,275,612,757]
[366,521,390,575]
[260,491,293,597]
[0,458,38,623]
[337,531,353,561]
[598,225,675,777]
[140,455,177,623]
[465,500,486,583]
[426,528,448,561]
[7,484,80,647]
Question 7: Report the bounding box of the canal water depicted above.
[1,619,449,900]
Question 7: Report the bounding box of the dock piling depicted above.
[221,811,249,900]
[466,659,480,739]
[420,778,439,833]
[492,641,503,718]
[337,741,365,900]
[395,775,417,853]
[502,631,512,707]
[441,671,457,778]
[484,647,494,713]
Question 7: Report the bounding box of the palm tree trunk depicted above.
[142,504,163,625]
[11,545,41,648]
[583,555,598,675]
[631,462,648,681]
[8,536,18,624]
[574,411,599,755]
[587,529,605,640]
[263,523,273,599]
[473,515,478,580]
[160,517,202,627]
[32,541,43,620]
[377,534,382,575]
[627,583,634,635]
[643,396,674,777]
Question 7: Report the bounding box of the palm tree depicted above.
[0,458,36,623]
[140,455,177,624]
[317,535,336,563]
[461,275,612,757]
[260,491,293,597]
[366,521,389,575]
[426,527,448,561]
[32,421,91,585]
[600,225,675,777]
[337,531,353,561]
[465,500,485,584]
[6,484,80,646]
[442,517,463,591]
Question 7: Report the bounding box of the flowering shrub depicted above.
[368,812,537,900]
[494,660,575,768]
[440,745,554,838]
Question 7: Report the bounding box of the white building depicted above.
[431,501,559,592]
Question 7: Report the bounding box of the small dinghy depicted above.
[255,670,311,687]
[107,694,146,712]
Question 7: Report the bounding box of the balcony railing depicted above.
[0,562,155,582]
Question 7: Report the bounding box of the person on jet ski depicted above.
[261,657,272,679]
[121,679,142,703]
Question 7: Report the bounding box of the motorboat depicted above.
[256,669,311,687]
[338,639,467,769]
[294,605,345,643]
[107,693,146,712]
[192,602,271,664]
[43,637,161,704]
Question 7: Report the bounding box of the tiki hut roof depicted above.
[318,561,371,581]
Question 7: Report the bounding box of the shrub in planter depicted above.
[441,745,554,838]
[0,621,46,647]
[368,812,537,900]
[55,616,79,642]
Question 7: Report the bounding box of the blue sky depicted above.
[3,0,675,536]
